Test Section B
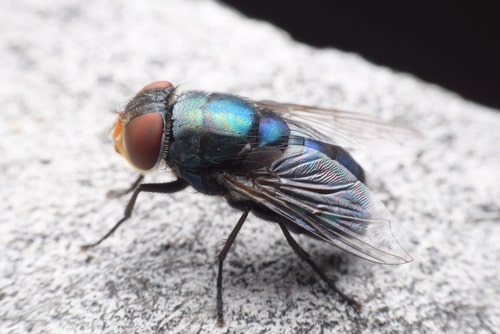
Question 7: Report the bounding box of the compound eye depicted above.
[124,113,164,171]
[137,81,173,94]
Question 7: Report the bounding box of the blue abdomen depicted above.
[287,137,366,183]
[303,139,366,183]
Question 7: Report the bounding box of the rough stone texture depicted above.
[1,0,499,333]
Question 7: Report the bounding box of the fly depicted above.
[82,81,415,326]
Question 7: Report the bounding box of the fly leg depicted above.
[106,174,144,198]
[81,178,189,250]
[216,207,250,327]
[278,223,362,310]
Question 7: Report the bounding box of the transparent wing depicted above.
[257,100,420,148]
[218,144,412,264]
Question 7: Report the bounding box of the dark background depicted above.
[221,1,500,110]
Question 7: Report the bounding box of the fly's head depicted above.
[112,81,175,172]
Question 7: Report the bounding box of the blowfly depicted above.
[82,81,415,325]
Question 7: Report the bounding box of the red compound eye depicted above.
[125,113,164,171]
[137,81,173,94]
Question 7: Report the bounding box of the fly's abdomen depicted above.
[257,109,290,148]
[287,136,366,183]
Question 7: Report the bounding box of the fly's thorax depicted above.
[166,92,290,170]
[164,91,291,194]
[112,81,176,172]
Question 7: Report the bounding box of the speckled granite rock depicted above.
[1,0,499,333]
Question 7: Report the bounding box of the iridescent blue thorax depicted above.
[166,91,290,193]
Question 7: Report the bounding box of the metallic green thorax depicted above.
[167,91,290,193]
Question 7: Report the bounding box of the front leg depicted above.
[81,178,189,250]
[106,174,144,198]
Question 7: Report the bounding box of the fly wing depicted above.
[218,144,412,264]
[257,100,420,148]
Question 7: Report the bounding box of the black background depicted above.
[221,1,500,110]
